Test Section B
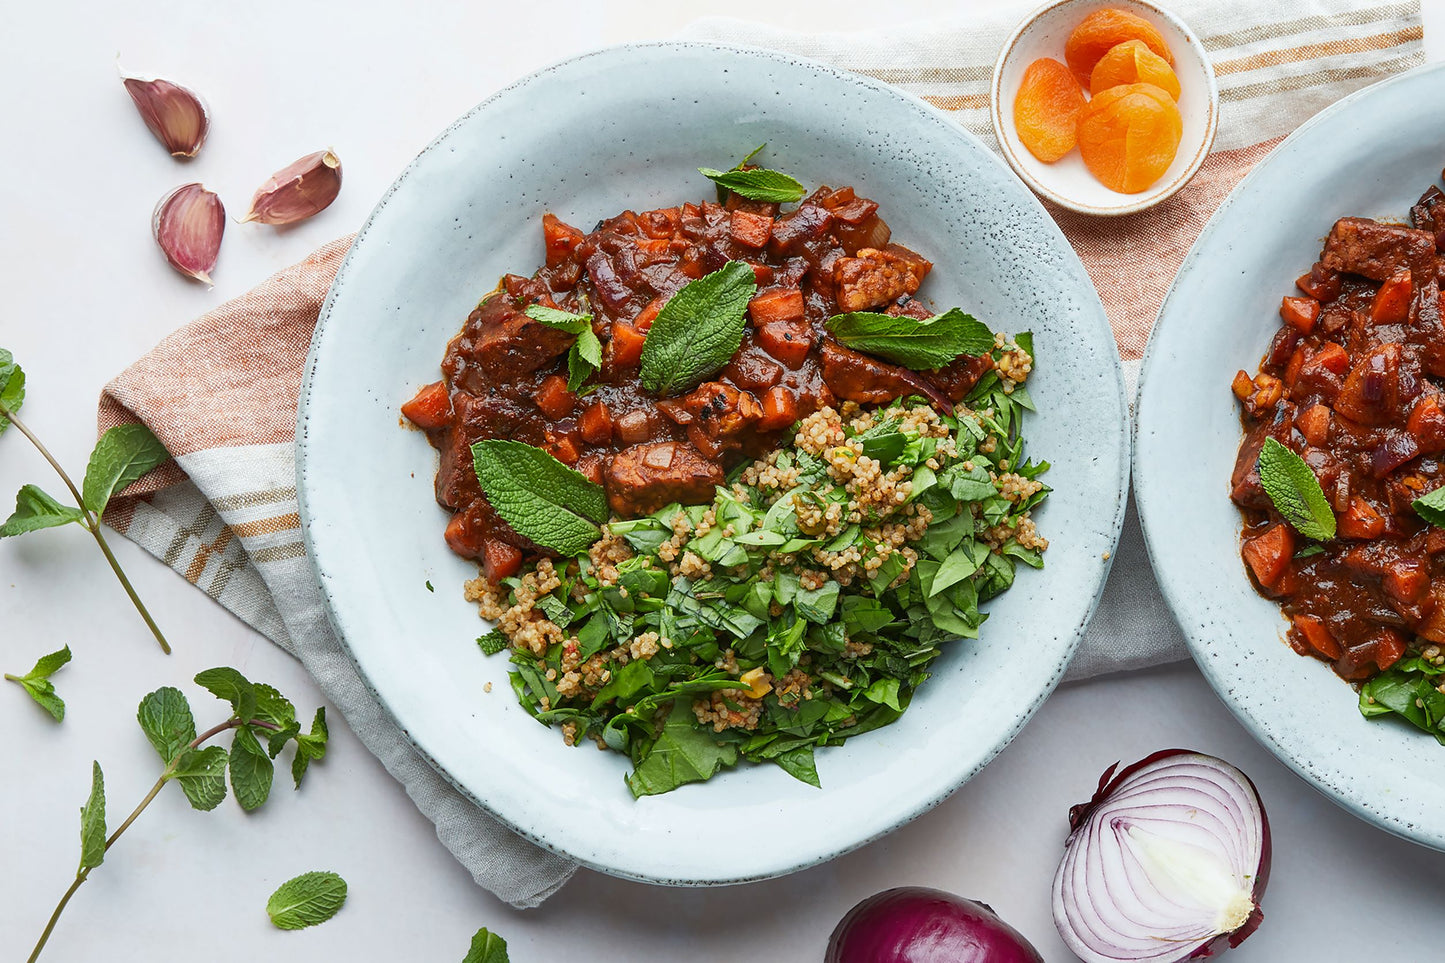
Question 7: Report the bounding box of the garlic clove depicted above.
[121,73,210,158]
[152,183,225,285]
[240,150,343,225]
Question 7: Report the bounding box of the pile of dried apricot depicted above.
[1012,7,1183,194]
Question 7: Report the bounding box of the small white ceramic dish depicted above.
[991,0,1218,216]
[1136,63,1445,852]
[297,41,1129,884]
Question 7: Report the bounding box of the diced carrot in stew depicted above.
[757,321,814,368]
[1408,395,1445,452]
[1295,263,1342,302]
[638,207,680,238]
[444,511,486,559]
[579,401,613,444]
[1284,348,1306,393]
[481,538,523,583]
[749,288,806,325]
[1242,523,1295,588]
[1429,529,1445,555]
[1280,296,1320,333]
[542,213,585,268]
[1293,614,1342,660]
[634,237,670,259]
[729,210,773,249]
[1232,369,1255,401]
[1338,496,1385,539]
[535,375,575,420]
[634,296,665,331]
[1371,628,1408,671]
[758,385,799,430]
[1313,342,1351,375]
[610,322,647,368]
[546,434,580,465]
[401,381,452,430]
[1370,270,1413,324]
[1295,404,1331,446]
[1384,559,1429,603]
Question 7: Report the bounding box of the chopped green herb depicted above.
[1413,484,1445,528]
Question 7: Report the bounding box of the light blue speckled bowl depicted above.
[1137,63,1445,853]
[297,41,1128,884]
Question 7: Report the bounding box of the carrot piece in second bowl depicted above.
[1090,39,1181,99]
[1076,82,1183,193]
[1013,57,1087,163]
[1064,8,1173,84]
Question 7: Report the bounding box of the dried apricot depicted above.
[1064,8,1173,85]
[1076,83,1183,193]
[1013,57,1087,163]
[1090,39,1181,99]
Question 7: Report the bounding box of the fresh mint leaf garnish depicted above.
[1413,484,1445,528]
[137,686,197,763]
[194,667,258,723]
[81,424,169,519]
[471,439,608,556]
[525,305,602,392]
[478,630,509,656]
[639,261,757,396]
[698,145,806,203]
[170,745,230,811]
[0,347,25,435]
[5,645,72,721]
[826,308,995,369]
[266,871,348,930]
[251,683,297,731]
[229,726,274,811]
[0,484,84,537]
[1258,437,1336,540]
[1359,657,1445,743]
[79,761,107,870]
[463,927,511,963]
[290,708,328,788]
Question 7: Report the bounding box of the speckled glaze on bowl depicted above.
[1136,63,1445,852]
[297,41,1129,885]
[991,0,1218,216]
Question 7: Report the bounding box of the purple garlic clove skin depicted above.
[240,150,343,225]
[152,183,225,285]
[122,74,210,157]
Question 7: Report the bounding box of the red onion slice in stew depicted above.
[1052,750,1270,963]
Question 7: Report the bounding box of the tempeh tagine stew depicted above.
[403,152,1051,794]
[1232,171,1445,744]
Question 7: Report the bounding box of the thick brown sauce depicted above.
[1232,182,1445,681]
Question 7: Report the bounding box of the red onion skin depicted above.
[827,887,1044,963]
[1064,749,1273,960]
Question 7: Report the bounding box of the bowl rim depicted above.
[1134,60,1445,851]
[989,0,1220,217]
[296,38,1130,884]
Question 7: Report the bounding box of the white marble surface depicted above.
[2,1,1443,959]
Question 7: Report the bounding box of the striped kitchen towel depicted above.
[98,0,1423,905]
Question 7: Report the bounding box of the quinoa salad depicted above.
[401,158,1052,796]
[469,343,1046,796]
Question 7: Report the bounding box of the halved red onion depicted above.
[1052,750,1271,963]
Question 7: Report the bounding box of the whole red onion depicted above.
[827,887,1045,963]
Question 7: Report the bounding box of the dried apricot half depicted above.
[1065,8,1173,85]
[1076,82,1183,193]
[1013,57,1087,163]
[1090,39,1181,99]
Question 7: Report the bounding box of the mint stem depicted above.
[25,717,280,963]
[1,408,170,655]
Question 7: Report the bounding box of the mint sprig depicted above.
[471,439,608,556]
[463,927,511,962]
[5,645,72,721]
[698,144,805,203]
[0,348,173,653]
[24,669,330,961]
[1258,437,1336,540]
[826,308,995,369]
[266,870,348,930]
[639,261,757,396]
[1413,484,1445,528]
[524,305,602,392]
